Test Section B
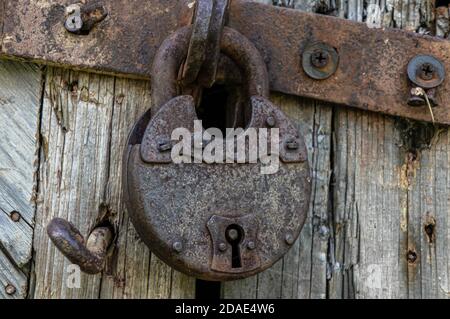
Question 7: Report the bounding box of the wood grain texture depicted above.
[0,61,42,299]
[225,0,448,299]
[32,68,195,299]
[2,0,450,300]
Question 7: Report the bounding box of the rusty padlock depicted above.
[123,26,311,281]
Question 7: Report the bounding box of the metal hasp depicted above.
[123,23,311,280]
[2,0,450,124]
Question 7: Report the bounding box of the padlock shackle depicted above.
[150,25,270,115]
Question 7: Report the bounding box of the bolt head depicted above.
[417,62,435,81]
[311,50,330,68]
[285,233,295,245]
[10,211,21,222]
[5,284,16,295]
[218,242,227,252]
[172,241,183,253]
[247,241,256,250]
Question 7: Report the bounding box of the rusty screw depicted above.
[10,211,21,222]
[5,284,16,296]
[311,50,329,68]
[417,63,435,81]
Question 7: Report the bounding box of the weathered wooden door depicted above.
[1,0,450,299]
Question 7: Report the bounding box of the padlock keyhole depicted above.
[225,224,244,268]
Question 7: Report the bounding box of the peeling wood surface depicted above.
[0,61,42,299]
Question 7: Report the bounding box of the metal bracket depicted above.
[2,0,450,124]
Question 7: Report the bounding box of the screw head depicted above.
[311,50,330,68]
[285,233,295,245]
[266,116,276,128]
[10,211,21,222]
[172,241,183,253]
[5,284,16,295]
[417,62,435,81]
[218,242,227,252]
[302,42,339,80]
[247,241,256,250]
[65,15,83,33]
[407,55,445,89]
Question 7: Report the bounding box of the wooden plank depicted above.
[0,60,42,299]
[329,0,444,298]
[32,68,195,298]
[224,0,449,300]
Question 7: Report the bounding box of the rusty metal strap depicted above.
[2,0,450,124]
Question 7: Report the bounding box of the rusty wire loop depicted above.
[47,218,113,274]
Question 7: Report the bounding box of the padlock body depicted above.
[125,145,310,281]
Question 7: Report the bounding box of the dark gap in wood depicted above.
[195,279,221,300]
[326,104,337,299]
[26,65,48,299]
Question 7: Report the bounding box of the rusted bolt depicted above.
[10,211,21,222]
[247,241,256,250]
[407,250,418,264]
[311,50,329,68]
[417,63,435,81]
[266,116,276,128]
[173,241,183,253]
[285,233,295,245]
[218,242,227,252]
[5,284,16,295]
[285,139,299,150]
